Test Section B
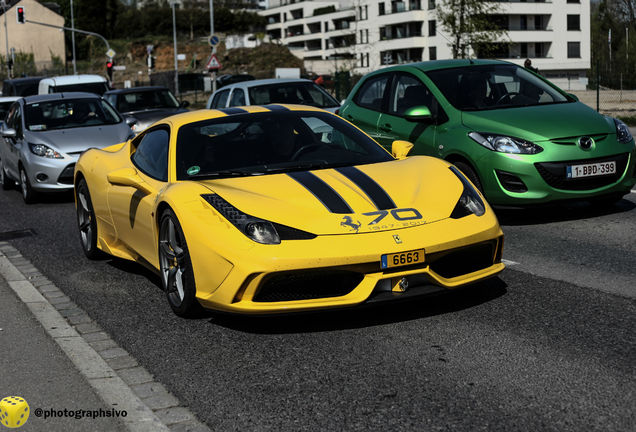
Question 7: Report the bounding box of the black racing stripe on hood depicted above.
[219,107,248,115]
[265,104,289,111]
[335,166,397,210]
[287,171,353,214]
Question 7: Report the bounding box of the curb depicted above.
[0,241,211,432]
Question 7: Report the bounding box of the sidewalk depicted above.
[0,276,126,432]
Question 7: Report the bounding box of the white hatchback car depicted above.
[206,78,340,113]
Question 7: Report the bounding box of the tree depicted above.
[436,0,507,59]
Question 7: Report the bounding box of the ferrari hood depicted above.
[198,157,464,235]
[461,102,614,142]
[26,123,132,154]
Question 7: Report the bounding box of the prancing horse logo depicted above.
[340,216,362,233]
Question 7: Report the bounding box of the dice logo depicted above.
[0,396,30,428]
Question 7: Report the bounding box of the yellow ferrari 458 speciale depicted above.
[74,105,504,317]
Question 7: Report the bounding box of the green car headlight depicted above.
[449,166,485,218]
[614,118,633,144]
[468,132,543,154]
[201,194,315,244]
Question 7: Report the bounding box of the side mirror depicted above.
[567,93,579,102]
[391,140,414,160]
[125,117,137,127]
[404,106,433,123]
[180,100,190,108]
[1,128,17,139]
[107,168,152,194]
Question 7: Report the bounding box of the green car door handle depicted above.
[380,123,392,132]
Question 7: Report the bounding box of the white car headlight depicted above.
[29,143,63,159]
[469,132,543,154]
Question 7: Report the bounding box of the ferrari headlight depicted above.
[29,143,63,159]
[202,194,316,244]
[468,132,543,154]
[449,166,485,218]
[614,118,633,144]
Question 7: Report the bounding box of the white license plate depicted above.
[566,161,616,179]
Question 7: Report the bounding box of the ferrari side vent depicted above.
[254,270,363,302]
[428,241,496,279]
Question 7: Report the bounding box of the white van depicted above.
[38,74,109,95]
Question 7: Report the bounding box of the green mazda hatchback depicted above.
[339,59,636,206]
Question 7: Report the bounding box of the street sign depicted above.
[113,65,126,71]
[208,35,220,47]
[106,49,116,59]
[177,54,186,61]
[206,54,222,71]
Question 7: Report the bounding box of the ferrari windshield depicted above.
[247,82,340,108]
[176,111,392,180]
[25,98,122,131]
[426,64,571,111]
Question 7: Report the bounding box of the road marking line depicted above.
[0,243,210,432]
[502,259,520,266]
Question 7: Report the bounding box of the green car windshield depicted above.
[176,111,392,180]
[426,65,571,111]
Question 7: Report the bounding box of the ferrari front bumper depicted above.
[192,213,505,314]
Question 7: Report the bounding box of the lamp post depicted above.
[170,0,180,97]
[1,0,10,78]
[70,0,77,74]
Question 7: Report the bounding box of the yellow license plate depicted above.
[381,249,425,269]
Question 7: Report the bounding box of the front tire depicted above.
[454,161,483,193]
[19,166,36,204]
[76,178,102,259]
[158,208,201,317]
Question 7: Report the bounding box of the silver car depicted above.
[206,78,341,113]
[0,93,133,203]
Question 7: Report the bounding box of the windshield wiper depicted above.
[261,161,353,174]
[188,170,259,178]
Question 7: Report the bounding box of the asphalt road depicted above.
[0,187,634,431]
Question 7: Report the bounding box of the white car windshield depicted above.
[25,98,122,131]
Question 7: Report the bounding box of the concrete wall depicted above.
[0,0,65,70]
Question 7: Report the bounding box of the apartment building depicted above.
[261,0,590,90]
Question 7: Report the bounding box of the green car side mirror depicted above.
[392,140,414,159]
[404,106,433,122]
[567,93,579,102]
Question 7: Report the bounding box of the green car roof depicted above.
[380,59,511,74]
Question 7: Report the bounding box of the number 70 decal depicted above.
[362,208,423,225]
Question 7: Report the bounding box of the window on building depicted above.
[520,42,528,58]
[359,29,369,44]
[567,15,580,31]
[534,15,543,30]
[428,20,436,36]
[359,5,368,20]
[429,46,437,60]
[379,2,385,15]
[359,52,370,68]
[567,42,581,58]
[520,15,527,30]
[428,0,435,10]
[566,0,580,3]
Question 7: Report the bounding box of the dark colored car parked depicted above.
[104,86,189,134]
[1,77,44,97]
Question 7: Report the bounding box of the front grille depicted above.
[496,170,528,193]
[253,270,363,302]
[550,134,608,146]
[428,241,497,279]
[534,153,629,191]
[57,163,76,184]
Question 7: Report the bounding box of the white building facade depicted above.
[261,0,590,90]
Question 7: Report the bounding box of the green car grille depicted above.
[534,153,629,191]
